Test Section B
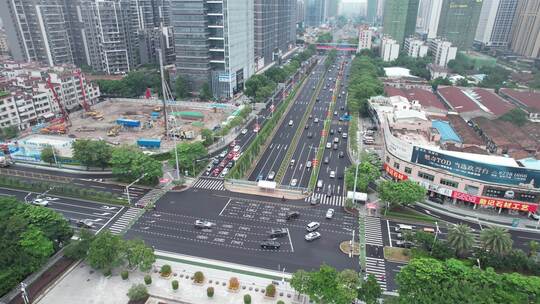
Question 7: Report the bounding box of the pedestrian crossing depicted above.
[120,187,148,200]
[365,257,387,291]
[305,193,344,206]
[364,216,384,246]
[109,208,142,235]
[192,178,226,191]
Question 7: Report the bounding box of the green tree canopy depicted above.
[378,180,426,209]
[169,142,208,176]
[124,239,155,271]
[110,146,163,185]
[72,139,112,169]
[316,32,333,43]
[499,108,528,127]
[358,274,382,304]
[87,231,124,273]
[201,128,214,147]
[97,69,161,97]
[345,159,380,193]
[480,226,513,256]
[0,126,19,140]
[174,75,190,99]
[40,145,57,165]
[200,82,213,101]
[397,258,540,304]
[447,224,475,257]
[290,265,358,304]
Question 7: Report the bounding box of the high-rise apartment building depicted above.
[366,0,379,25]
[429,38,457,67]
[254,0,296,69]
[325,0,340,19]
[172,0,255,98]
[305,0,325,27]
[0,0,74,66]
[416,0,442,39]
[404,37,429,58]
[437,0,483,50]
[297,0,305,24]
[358,27,373,51]
[381,37,400,62]
[510,0,540,58]
[474,0,517,49]
[382,0,419,44]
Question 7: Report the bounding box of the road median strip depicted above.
[276,64,328,184]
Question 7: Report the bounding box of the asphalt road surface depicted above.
[0,187,124,234]
[125,187,359,273]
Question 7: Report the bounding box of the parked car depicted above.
[286,211,300,220]
[530,213,540,220]
[261,240,281,249]
[306,221,320,232]
[269,228,288,238]
[429,196,444,204]
[304,232,321,241]
[326,208,335,219]
[194,220,215,229]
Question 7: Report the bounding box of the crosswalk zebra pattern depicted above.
[365,257,387,291]
[192,178,226,191]
[109,208,142,235]
[364,216,384,246]
[305,193,344,206]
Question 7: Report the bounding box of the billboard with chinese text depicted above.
[411,147,540,189]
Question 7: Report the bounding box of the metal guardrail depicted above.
[0,167,72,183]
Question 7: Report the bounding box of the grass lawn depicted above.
[384,206,438,224]
[384,246,411,263]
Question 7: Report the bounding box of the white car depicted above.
[305,231,321,241]
[326,208,335,219]
[219,150,227,158]
[220,168,229,178]
[31,198,49,207]
[290,179,298,187]
[233,145,241,153]
[267,171,276,180]
[194,220,215,229]
[306,221,320,232]
[326,142,331,149]
[289,120,294,126]
[241,128,248,135]
[233,153,242,161]
[329,171,335,178]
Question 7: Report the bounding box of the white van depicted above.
[317,179,323,188]
[394,224,413,232]
[289,120,293,126]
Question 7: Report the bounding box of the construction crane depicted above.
[73,69,91,112]
[46,74,70,126]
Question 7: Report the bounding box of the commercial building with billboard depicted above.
[370,95,540,217]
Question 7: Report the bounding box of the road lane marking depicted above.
[386,220,392,247]
[287,228,294,253]
[219,199,232,216]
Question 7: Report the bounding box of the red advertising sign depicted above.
[383,163,408,181]
[451,191,538,213]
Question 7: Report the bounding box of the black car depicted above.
[226,161,234,168]
[338,151,344,158]
[269,228,288,238]
[305,124,309,129]
[261,240,281,249]
[286,211,300,220]
[75,219,95,229]
[396,240,414,248]
[330,129,334,135]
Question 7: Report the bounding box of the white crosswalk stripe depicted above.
[365,257,387,291]
[109,208,142,235]
[364,216,384,246]
[305,193,344,206]
[192,178,226,191]
[82,178,104,182]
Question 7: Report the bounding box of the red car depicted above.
[227,152,235,160]
[212,168,221,176]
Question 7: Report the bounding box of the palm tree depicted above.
[480,227,513,256]
[447,224,475,257]
[528,240,539,258]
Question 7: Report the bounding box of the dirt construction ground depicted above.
[68,99,232,150]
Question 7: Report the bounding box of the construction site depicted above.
[42,99,235,152]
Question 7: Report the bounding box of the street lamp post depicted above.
[20,282,29,304]
[126,173,147,205]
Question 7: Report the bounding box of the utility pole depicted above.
[157,48,168,138]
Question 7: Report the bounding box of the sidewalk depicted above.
[419,200,540,233]
[35,251,305,304]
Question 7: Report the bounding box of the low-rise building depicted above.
[429,38,457,67]
[499,88,540,122]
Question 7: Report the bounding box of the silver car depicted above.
[305,231,321,241]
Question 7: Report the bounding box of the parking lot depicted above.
[125,190,359,272]
[0,188,123,234]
